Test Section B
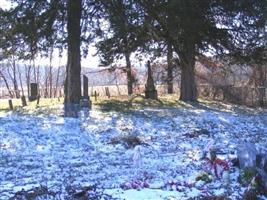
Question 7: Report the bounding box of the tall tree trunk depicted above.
[49,49,53,98]
[33,59,37,83]
[54,66,61,98]
[180,61,197,101]
[64,0,82,117]
[25,64,31,97]
[125,52,133,95]
[177,41,197,102]
[45,74,49,98]
[11,58,20,98]
[64,0,82,104]
[167,42,173,94]
[17,64,24,96]
[36,64,40,96]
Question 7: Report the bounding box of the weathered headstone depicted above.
[80,75,91,109]
[105,87,110,98]
[8,99,13,110]
[79,98,91,109]
[21,95,27,107]
[133,146,142,168]
[83,75,89,98]
[237,143,267,193]
[36,95,40,106]
[145,61,157,99]
[237,142,257,169]
[94,90,98,102]
[29,83,38,101]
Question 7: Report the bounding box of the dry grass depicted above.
[0,98,64,113]
[0,94,261,115]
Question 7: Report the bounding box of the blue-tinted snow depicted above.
[0,106,266,199]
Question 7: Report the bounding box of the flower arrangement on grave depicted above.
[204,148,230,178]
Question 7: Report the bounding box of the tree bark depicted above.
[17,64,24,96]
[64,0,82,104]
[178,41,197,102]
[54,66,61,97]
[167,42,173,94]
[49,49,53,98]
[125,52,133,95]
[25,64,31,97]
[11,58,20,98]
[36,64,40,97]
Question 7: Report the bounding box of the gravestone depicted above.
[79,98,91,109]
[237,142,257,169]
[83,75,89,98]
[21,95,27,107]
[105,87,110,98]
[145,61,157,99]
[8,99,13,110]
[29,83,38,101]
[237,143,267,193]
[80,75,91,109]
[94,90,99,102]
[36,95,40,106]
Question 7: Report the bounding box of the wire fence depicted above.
[0,84,266,107]
[198,84,267,107]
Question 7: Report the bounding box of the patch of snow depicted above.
[105,188,184,200]
[0,106,266,199]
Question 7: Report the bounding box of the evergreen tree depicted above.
[137,0,266,102]
[95,0,148,95]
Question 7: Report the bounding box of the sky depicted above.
[0,1,149,70]
[0,0,11,10]
[0,0,101,69]
[34,47,101,69]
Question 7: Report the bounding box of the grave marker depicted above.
[21,95,27,107]
[29,83,38,101]
[80,75,91,109]
[8,99,13,110]
[83,75,89,98]
[105,87,110,98]
[145,61,158,99]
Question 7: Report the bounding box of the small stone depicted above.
[222,171,230,185]
[237,142,257,169]
[79,98,91,109]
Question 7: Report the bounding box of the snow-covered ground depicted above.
[0,104,266,199]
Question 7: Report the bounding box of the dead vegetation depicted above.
[108,135,149,149]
